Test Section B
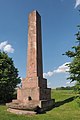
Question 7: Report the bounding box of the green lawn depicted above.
[0,90,80,120]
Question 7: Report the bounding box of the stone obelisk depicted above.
[27,10,43,78]
[7,10,55,114]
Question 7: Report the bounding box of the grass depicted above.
[0,90,80,120]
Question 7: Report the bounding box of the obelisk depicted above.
[7,10,55,114]
[27,11,43,78]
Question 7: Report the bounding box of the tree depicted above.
[0,52,20,103]
[64,25,80,96]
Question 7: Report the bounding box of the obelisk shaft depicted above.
[27,11,43,78]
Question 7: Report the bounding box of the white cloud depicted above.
[43,71,54,77]
[3,44,14,53]
[43,62,70,78]
[47,80,51,88]
[60,0,80,8]
[66,81,71,85]
[66,81,76,86]
[54,62,70,73]
[0,41,14,53]
[75,0,80,8]
[0,41,8,50]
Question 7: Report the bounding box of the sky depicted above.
[0,0,80,88]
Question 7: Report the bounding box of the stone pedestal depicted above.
[7,77,55,114]
[17,77,51,101]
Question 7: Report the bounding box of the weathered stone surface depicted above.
[6,99,55,113]
[6,101,39,111]
[27,11,43,78]
[7,108,37,115]
[16,10,52,103]
[6,10,55,114]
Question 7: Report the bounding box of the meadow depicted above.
[0,90,80,120]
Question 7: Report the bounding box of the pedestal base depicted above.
[7,108,37,115]
[6,99,55,114]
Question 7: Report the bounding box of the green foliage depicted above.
[64,26,80,98]
[76,97,80,107]
[0,52,20,103]
[74,82,80,94]
[56,86,75,90]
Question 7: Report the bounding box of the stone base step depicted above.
[6,99,55,114]
[7,108,37,115]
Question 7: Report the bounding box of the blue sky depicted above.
[0,0,80,88]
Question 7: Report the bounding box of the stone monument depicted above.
[7,10,55,114]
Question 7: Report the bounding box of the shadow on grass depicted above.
[37,96,78,114]
[54,96,78,108]
[42,96,79,114]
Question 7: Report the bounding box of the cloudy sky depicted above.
[0,0,80,88]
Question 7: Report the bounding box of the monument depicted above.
[7,10,55,114]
